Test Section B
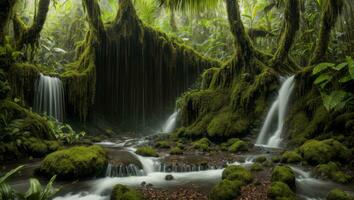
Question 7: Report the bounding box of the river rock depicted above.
[165,174,174,181]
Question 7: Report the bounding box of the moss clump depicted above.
[111,184,143,200]
[155,141,170,149]
[250,163,263,171]
[255,156,267,163]
[222,165,253,185]
[21,137,59,157]
[281,151,302,163]
[209,179,243,200]
[271,166,296,189]
[267,181,295,200]
[315,162,352,184]
[170,147,183,155]
[135,146,159,157]
[38,145,108,180]
[327,189,354,200]
[299,139,351,165]
[192,138,211,152]
[228,139,248,153]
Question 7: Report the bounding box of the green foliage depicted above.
[0,166,58,200]
[312,57,354,111]
[45,116,86,144]
[228,139,248,153]
[135,146,159,157]
[111,184,143,200]
[192,138,211,151]
[170,146,183,155]
[38,145,108,180]
[271,166,296,189]
[155,140,170,148]
[281,151,302,163]
[315,162,352,184]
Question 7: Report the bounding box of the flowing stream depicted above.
[256,76,295,148]
[33,73,65,121]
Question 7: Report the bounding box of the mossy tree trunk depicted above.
[310,0,343,65]
[0,0,16,44]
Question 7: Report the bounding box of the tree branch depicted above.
[271,0,300,67]
[225,0,254,63]
[310,0,343,65]
[82,0,106,41]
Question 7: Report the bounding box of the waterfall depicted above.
[105,163,144,177]
[256,76,295,148]
[34,73,65,121]
[161,110,179,133]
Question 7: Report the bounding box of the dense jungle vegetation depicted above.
[0,0,353,199]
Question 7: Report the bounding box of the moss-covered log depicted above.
[310,0,344,65]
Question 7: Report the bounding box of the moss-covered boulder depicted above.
[21,137,60,157]
[170,147,183,155]
[250,163,263,171]
[222,165,253,185]
[209,179,243,200]
[228,139,248,153]
[281,151,302,163]
[111,184,143,200]
[271,166,296,189]
[38,145,108,180]
[135,146,158,157]
[315,162,352,184]
[192,138,211,152]
[327,189,354,200]
[155,141,170,149]
[267,181,295,200]
[255,156,267,163]
[299,139,351,165]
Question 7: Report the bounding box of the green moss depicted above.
[228,139,248,153]
[170,147,183,155]
[250,163,263,171]
[281,151,302,163]
[192,138,211,152]
[155,141,170,149]
[332,171,352,184]
[255,156,267,163]
[267,182,295,200]
[111,184,143,200]
[299,139,351,165]
[135,146,159,157]
[314,162,352,184]
[222,165,253,185]
[327,189,354,200]
[38,145,108,180]
[209,179,243,200]
[271,166,296,189]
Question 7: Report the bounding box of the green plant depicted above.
[0,165,58,200]
[312,56,354,111]
[46,116,86,144]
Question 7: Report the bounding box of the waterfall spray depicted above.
[34,73,65,121]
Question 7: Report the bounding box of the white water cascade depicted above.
[256,76,295,148]
[33,73,65,121]
[161,110,179,133]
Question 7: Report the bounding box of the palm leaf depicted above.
[0,165,24,185]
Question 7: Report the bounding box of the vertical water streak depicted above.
[256,76,295,147]
[34,73,65,121]
[162,110,179,133]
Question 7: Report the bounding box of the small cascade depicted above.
[256,76,295,148]
[128,150,160,174]
[159,163,219,173]
[33,73,65,121]
[161,110,179,133]
[105,163,144,177]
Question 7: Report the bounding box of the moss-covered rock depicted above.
[155,141,170,149]
[228,139,248,153]
[271,166,296,189]
[169,147,183,155]
[250,163,263,171]
[192,138,211,152]
[255,156,267,163]
[222,165,253,185]
[267,181,295,200]
[135,146,158,157]
[209,179,243,200]
[299,139,351,165]
[281,151,302,163]
[327,189,354,200]
[20,137,60,157]
[111,184,143,200]
[38,145,108,180]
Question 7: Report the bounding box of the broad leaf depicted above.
[314,74,332,88]
[25,179,42,200]
[312,62,335,75]
[322,90,350,111]
[335,62,347,70]
[346,56,354,78]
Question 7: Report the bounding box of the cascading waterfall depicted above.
[105,163,144,177]
[33,73,65,121]
[256,76,295,148]
[161,110,179,133]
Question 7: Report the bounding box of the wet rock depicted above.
[165,174,174,181]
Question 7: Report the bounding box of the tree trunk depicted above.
[169,9,178,32]
[82,0,106,41]
[0,0,16,44]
